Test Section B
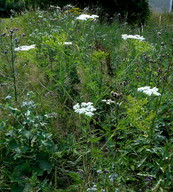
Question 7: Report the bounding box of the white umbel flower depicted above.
[64,42,72,45]
[85,111,94,117]
[87,184,97,192]
[122,34,145,41]
[137,86,161,96]
[73,102,96,117]
[14,45,36,51]
[76,14,99,21]
[58,42,73,45]
[102,99,115,105]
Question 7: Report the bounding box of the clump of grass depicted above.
[150,12,173,26]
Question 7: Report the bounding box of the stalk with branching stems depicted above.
[150,56,173,139]
[9,30,17,101]
[3,28,19,101]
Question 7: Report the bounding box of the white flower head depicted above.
[58,42,73,45]
[109,173,118,182]
[76,14,99,21]
[25,110,31,116]
[137,86,161,96]
[102,99,115,105]
[122,34,145,41]
[85,111,94,117]
[73,102,96,117]
[22,100,35,108]
[14,45,36,51]
[75,108,86,114]
[87,184,97,192]
[64,42,72,45]
[73,103,80,110]
[90,14,99,19]
[5,95,12,100]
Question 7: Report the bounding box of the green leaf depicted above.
[67,171,82,184]
[88,136,101,143]
[12,184,24,192]
[23,130,32,139]
[151,179,163,192]
[138,157,147,168]
[11,163,31,182]
[9,139,19,149]
[0,121,6,130]
[39,160,52,172]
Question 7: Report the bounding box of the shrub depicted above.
[0,0,26,17]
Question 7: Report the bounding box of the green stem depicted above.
[150,86,164,140]
[54,166,58,189]
[10,32,17,101]
[118,53,140,80]
[150,56,172,140]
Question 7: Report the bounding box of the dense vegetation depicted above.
[0,5,173,192]
[0,0,150,25]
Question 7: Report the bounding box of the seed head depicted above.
[9,30,14,34]
[1,33,6,37]
[13,27,19,31]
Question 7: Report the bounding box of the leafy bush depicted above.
[0,0,26,17]
[0,93,56,190]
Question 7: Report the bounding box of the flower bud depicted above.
[13,27,19,31]
[1,33,6,37]
[9,30,14,34]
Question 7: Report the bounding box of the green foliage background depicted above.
[0,0,150,25]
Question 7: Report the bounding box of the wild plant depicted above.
[0,28,20,101]
[0,92,56,191]
[0,7,173,192]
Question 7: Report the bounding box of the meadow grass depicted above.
[0,8,173,192]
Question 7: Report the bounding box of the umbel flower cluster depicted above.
[14,45,36,51]
[76,14,99,21]
[137,86,161,96]
[73,102,96,117]
[102,99,115,105]
[122,34,145,41]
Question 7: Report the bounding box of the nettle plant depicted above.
[0,92,56,191]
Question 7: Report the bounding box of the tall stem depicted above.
[10,32,17,101]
